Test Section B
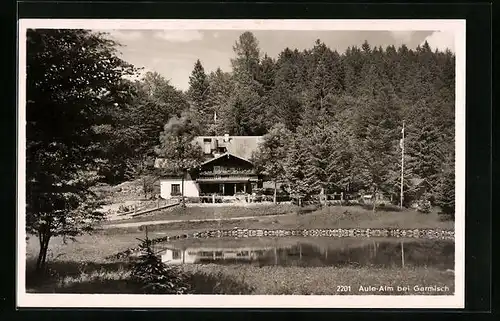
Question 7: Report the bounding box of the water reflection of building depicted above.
[156,240,454,269]
[158,246,284,265]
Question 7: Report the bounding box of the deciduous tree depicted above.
[155,113,204,207]
[26,29,136,270]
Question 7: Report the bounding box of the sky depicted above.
[102,29,455,91]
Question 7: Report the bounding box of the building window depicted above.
[171,184,181,196]
[203,138,211,154]
[218,146,227,153]
[172,250,181,260]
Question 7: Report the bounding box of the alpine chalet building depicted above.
[154,134,264,202]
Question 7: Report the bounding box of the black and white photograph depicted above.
[17,19,465,308]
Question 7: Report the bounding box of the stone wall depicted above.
[108,227,454,260]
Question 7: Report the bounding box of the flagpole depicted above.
[214,111,218,136]
[400,121,405,208]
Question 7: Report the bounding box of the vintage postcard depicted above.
[17,19,465,308]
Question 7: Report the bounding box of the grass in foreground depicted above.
[25,258,254,295]
[25,233,148,263]
[182,264,454,295]
[26,258,454,295]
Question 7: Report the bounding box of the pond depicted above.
[155,237,454,270]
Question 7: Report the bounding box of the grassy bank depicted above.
[102,203,302,225]
[26,258,454,295]
[25,233,148,263]
[182,264,454,295]
[102,205,454,235]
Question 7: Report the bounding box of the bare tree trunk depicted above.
[401,240,405,268]
[372,188,377,212]
[36,233,44,270]
[41,237,49,267]
[36,230,51,272]
[273,180,277,204]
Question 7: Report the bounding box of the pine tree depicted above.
[258,54,278,130]
[206,68,234,135]
[353,85,402,211]
[302,121,334,199]
[258,54,276,93]
[227,97,247,136]
[293,113,356,204]
[228,31,266,135]
[252,123,292,203]
[435,154,455,218]
[356,62,387,99]
[284,131,312,205]
[187,60,210,134]
[272,48,304,130]
[342,46,364,96]
[404,99,447,196]
[231,31,261,85]
[361,40,371,54]
[131,232,189,294]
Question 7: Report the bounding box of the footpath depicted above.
[101,213,291,229]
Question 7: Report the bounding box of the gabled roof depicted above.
[155,135,263,169]
[193,135,263,160]
[200,152,253,166]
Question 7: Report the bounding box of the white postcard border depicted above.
[17,19,466,309]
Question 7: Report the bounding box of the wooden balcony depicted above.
[199,169,256,176]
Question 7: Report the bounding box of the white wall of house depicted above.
[159,178,200,199]
[161,249,197,264]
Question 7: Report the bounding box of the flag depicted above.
[400,122,405,148]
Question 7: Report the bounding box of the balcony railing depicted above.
[199,169,256,176]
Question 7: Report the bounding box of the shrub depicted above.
[131,235,189,294]
[416,198,432,214]
[118,205,132,213]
